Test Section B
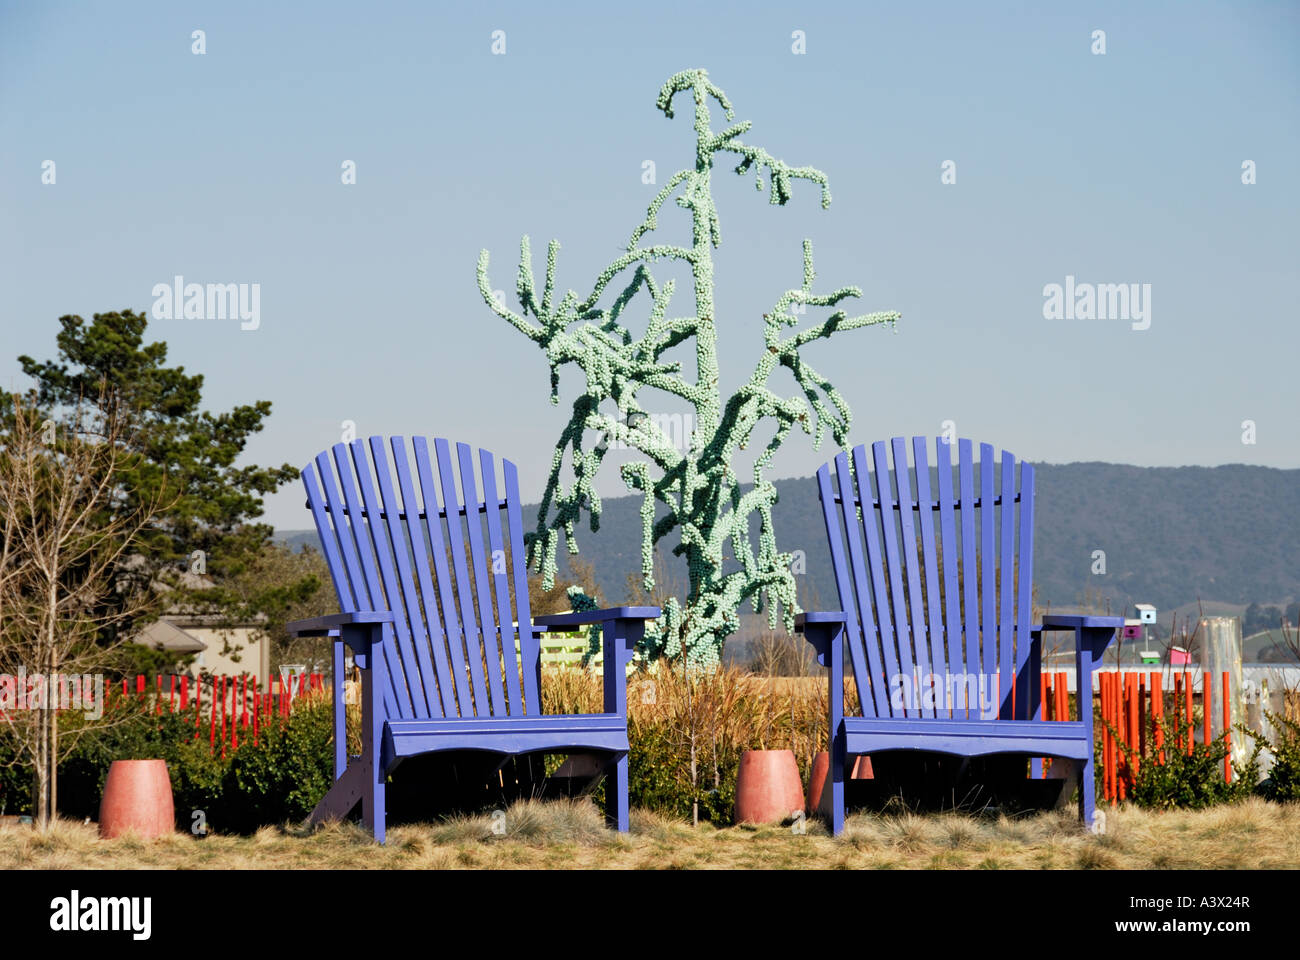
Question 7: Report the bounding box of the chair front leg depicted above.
[798,616,846,835]
[346,624,388,844]
[333,638,347,783]
[601,617,644,833]
[1075,625,1114,833]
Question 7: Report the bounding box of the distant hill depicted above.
[277,461,1299,626]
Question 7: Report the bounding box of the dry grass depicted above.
[4,797,1296,870]
[544,667,843,788]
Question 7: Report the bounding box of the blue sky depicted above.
[2,1,1296,530]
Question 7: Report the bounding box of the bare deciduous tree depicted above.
[0,393,163,827]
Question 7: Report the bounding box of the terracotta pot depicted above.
[735,750,804,825]
[851,755,874,780]
[99,760,174,839]
[807,752,874,814]
[807,751,831,813]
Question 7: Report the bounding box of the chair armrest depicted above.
[794,612,847,668]
[1035,615,1124,631]
[794,611,847,632]
[532,606,661,628]
[1034,615,1123,674]
[287,610,394,637]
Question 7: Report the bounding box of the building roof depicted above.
[135,618,207,654]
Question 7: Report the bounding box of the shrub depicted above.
[1252,712,1300,802]
[223,693,334,832]
[0,729,30,816]
[1124,710,1260,810]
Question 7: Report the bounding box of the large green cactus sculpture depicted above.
[478,68,899,667]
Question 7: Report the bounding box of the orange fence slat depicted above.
[1222,671,1232,784]
[1202,671,1211,759]
[1151,673,1163,763]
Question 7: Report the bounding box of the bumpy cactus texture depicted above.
[478,68,898,666]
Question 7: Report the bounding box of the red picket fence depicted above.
[114,673,325,758]
[1035,670,1234,803]
[1088,670,1232,804]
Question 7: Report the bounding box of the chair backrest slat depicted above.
[480,449,526,716]
[997,448,1016,719]
[348,439,429,719]
[457,442,508,718]
[304,466,357,612]
[329,445,412,718]
[389,439,453,716]
[934,440,965,712]
[432,439,492,715]
[913,437,947,717]
[891,438,931,718]
[978,442,997,691]
[367,437,440,718]
[411,438,475,715]
[1014,462,1036,719]
[871,442,915,717]
[957,440,980,693]
[823,460,879,716]
[503,458,542,715]
[852,445,899,717]
[819,438,1036,724]
[839,451,892,716]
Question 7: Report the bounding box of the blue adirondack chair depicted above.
[797,437,1121,834]
[286,436,659,842]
